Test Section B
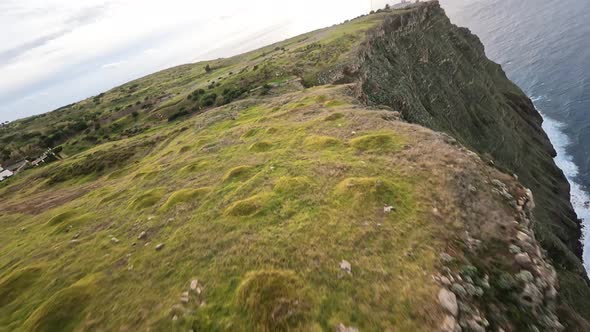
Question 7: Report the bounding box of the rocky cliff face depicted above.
[348,1,590,329]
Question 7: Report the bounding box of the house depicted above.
[0,165,14,182]
[6,160,29,173]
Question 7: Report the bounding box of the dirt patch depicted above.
[0,184,96,215]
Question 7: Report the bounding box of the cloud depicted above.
[102,61,125,69]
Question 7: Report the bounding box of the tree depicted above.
[205,64,212,73]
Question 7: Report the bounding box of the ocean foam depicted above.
[536,97,590,271]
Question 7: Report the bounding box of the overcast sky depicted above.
[0,0,401,122]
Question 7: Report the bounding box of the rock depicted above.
[440,253,454,263]
[336,323,359,332]
[138,231,147,240]
[520,283,543,307]
[111,237,120,243]
[509,244,522,254]
[73,233,80,239]
[438,288,458,316]
[516,231,532,243]
[340,260,352,274]
[467,319,485,332]
[515,253,532,269]
[525,189,535,210]
[546,285,557,301]
[190,279,199,291]
[383,205,394,213]
[451,283,467,298]
[155,243,165,251]
[491,179,506,189]
[468,184,477,193]
[172,315,178,321]
[464,283,478,297]
[180,291,189,304]
[440,315,460,332]
[439,276,451,286]
[516,270,534,283]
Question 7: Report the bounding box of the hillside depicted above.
[1,2,589,331]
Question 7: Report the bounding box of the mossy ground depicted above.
[0,85,452,331]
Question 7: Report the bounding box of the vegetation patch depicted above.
[178,145,192,154]
[47,210,79,226]
[44,140,156,184]
[324,100,345,108]
[133,170,159,180]
[274,176,313,195]
[304,135,342,150]
[236,270,312,331]
[265,127,278,135]
[350,133,402,153]
[0,266,43,307]
[158,187,211,212]
[324,113,345,121]
[223,165,256,182]
[225,194,270,217]
[249,141,273,152]
[180,161,209,174]
[334,177,400,212]
[128,188,165,210]
[22,276,97,332]
[242,128,261,139]
[50,213,95,234]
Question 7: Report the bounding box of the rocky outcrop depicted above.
[434,174,565,331]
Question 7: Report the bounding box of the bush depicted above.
[201,93,217,107]
[168,110,190,122]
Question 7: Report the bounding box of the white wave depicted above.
[535,96,590,271]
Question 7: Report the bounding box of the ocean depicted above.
[438,0,590,270]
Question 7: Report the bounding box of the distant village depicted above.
[0,147,61,182]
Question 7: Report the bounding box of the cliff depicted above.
[353,2,590,329]
[0,2,588,331]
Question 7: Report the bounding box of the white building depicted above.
[0,166,14,181]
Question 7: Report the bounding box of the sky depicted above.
[0,0,395,122]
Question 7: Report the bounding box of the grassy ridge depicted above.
[0,86,450,331]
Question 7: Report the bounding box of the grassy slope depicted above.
[0,85,453,331]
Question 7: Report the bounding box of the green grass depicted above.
[0,266,44,307]
[0,85,443,331]
[159,187,211,212]
[21,275,97,332]
[236,270,314,331]
[128,188,165,210]
[350,133,403,153]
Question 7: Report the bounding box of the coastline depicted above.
[536,96,590,271]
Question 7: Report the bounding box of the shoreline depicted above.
[535,96,590,272]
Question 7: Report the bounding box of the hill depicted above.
[1,2,589,331]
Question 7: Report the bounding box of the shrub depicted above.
[168,110,190,122]
[201,93,218,107]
